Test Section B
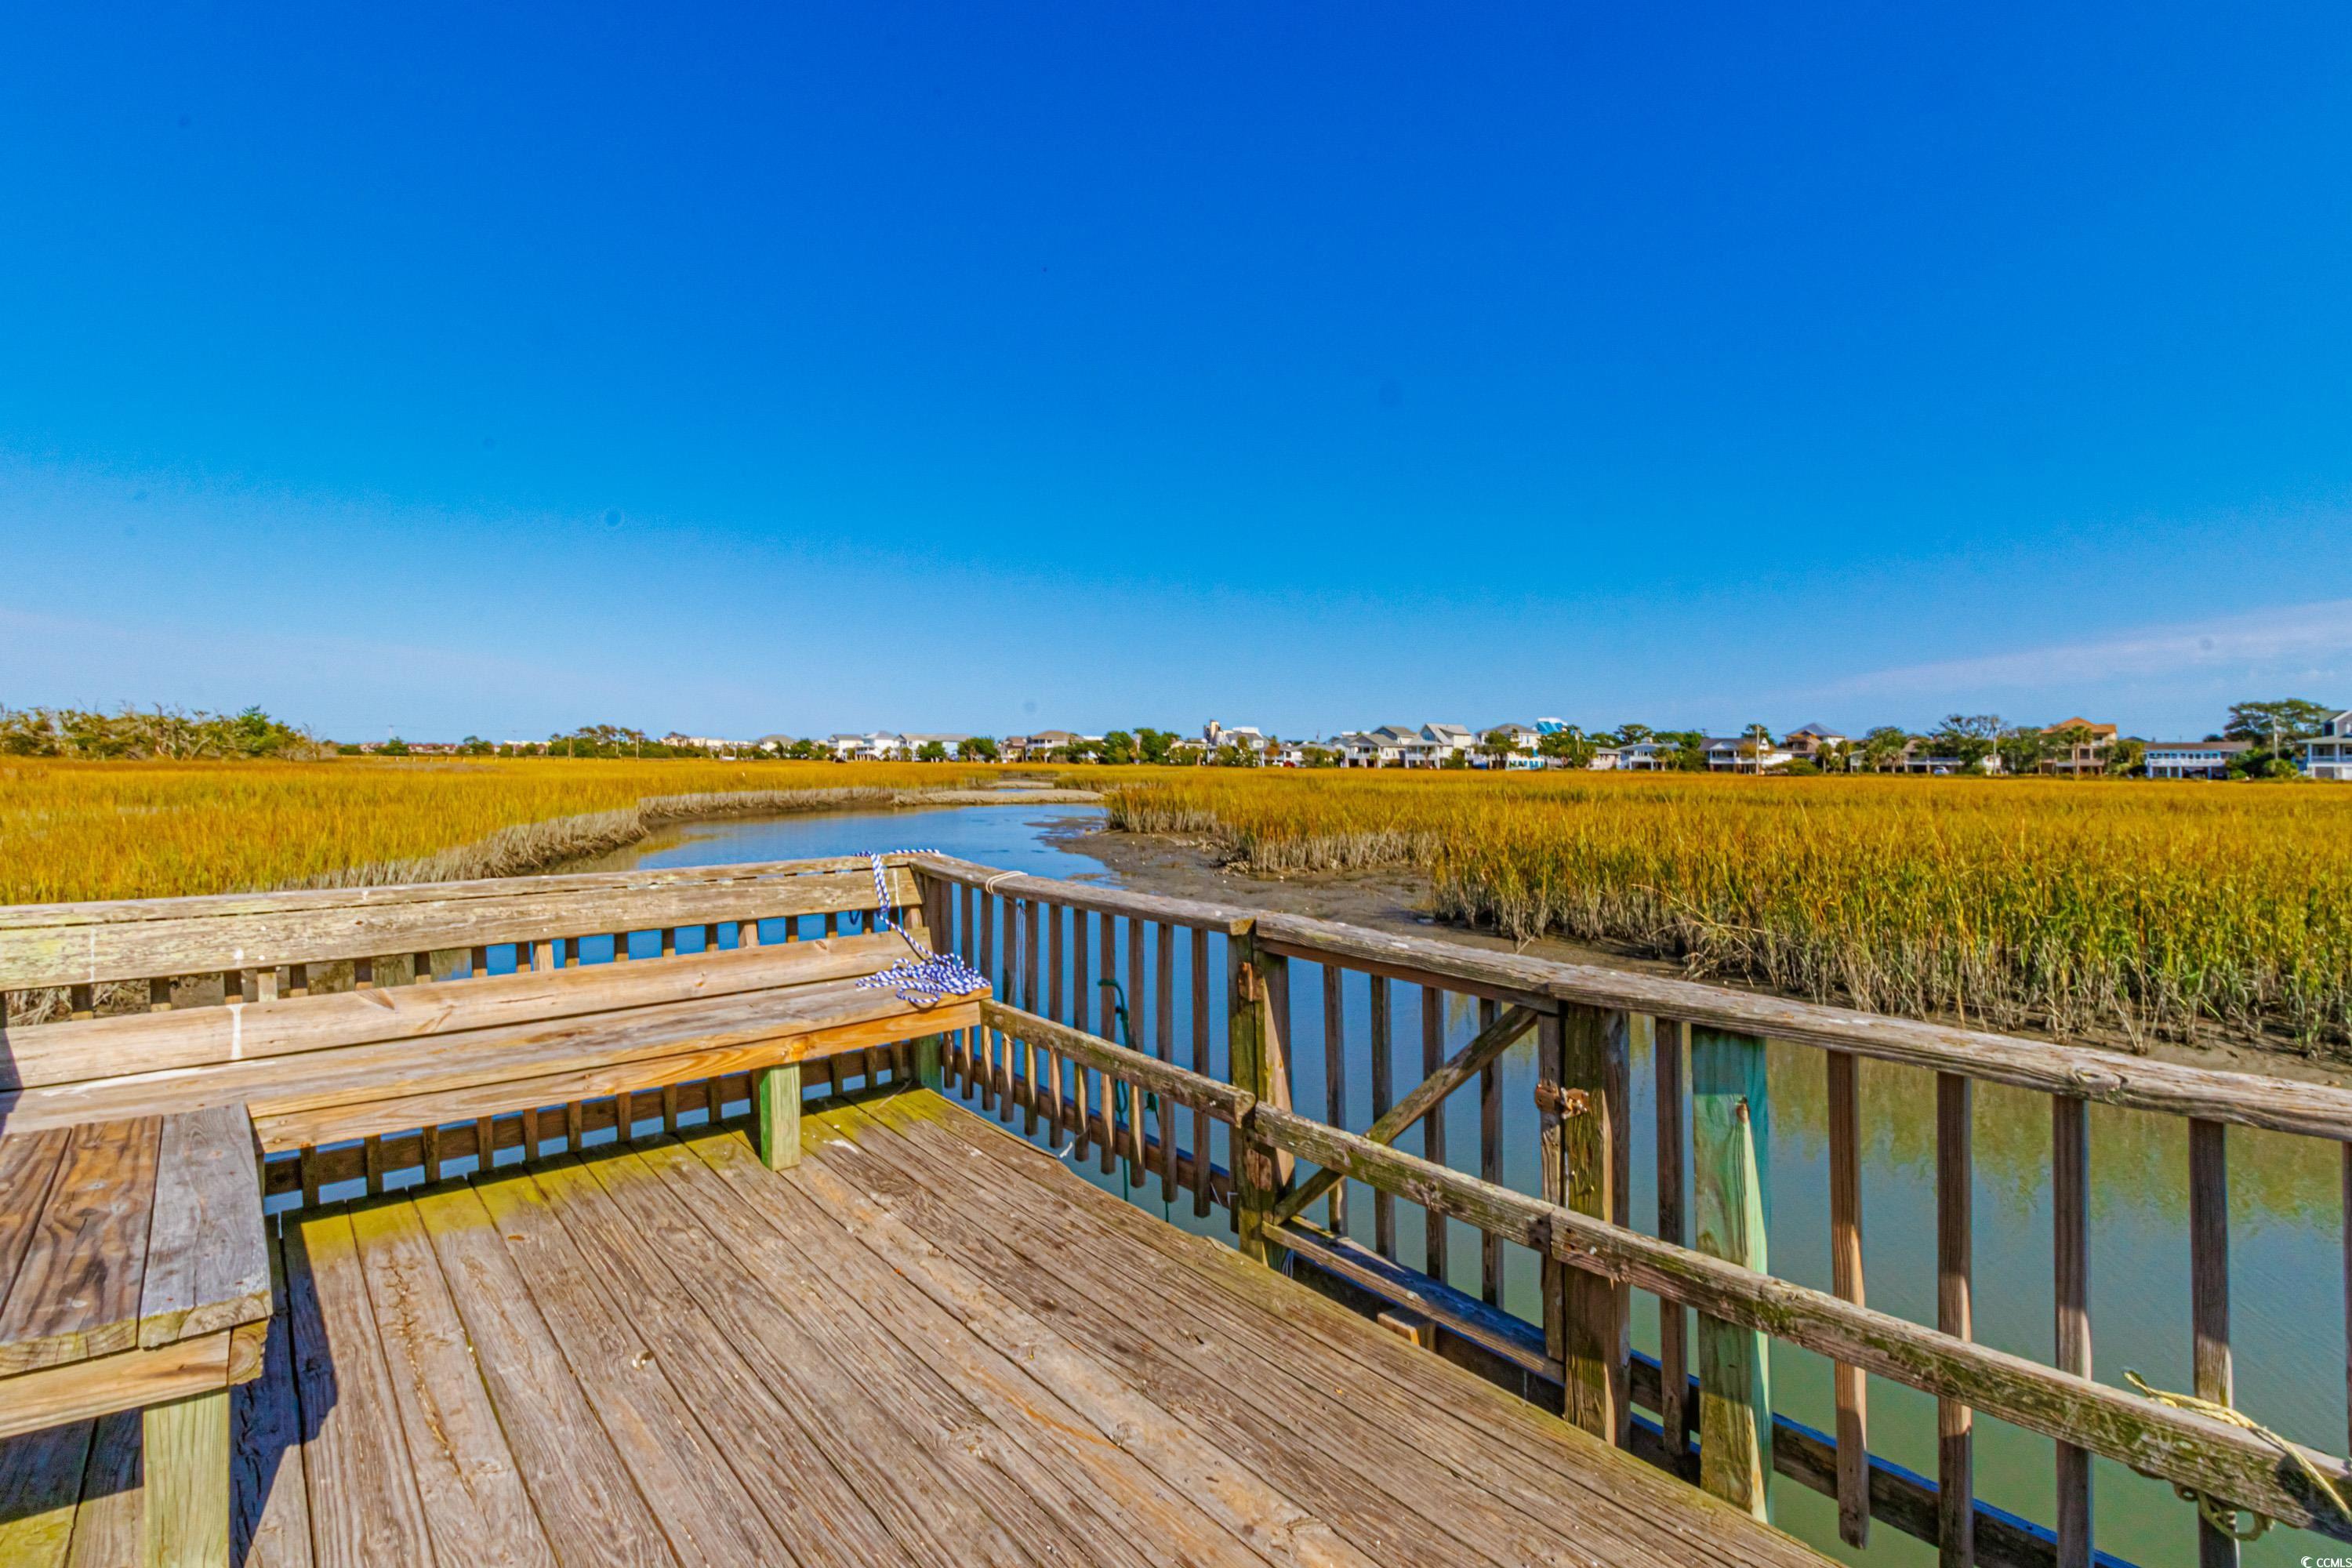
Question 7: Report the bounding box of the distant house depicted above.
[2304,711,2352,782]
[1203,721,1268,757]
[1477,723,1544,768]
[1586,747,1623,771]
[1615,741,1673,771]
[1421,723,1476,766]
[900,732,971,760]
[2143,739,2249,780]
[1895,740,1997,776]
[1780,724,1849,764]
[1003,730,1080,763]
[2038,717,2118,776]
[1704,735,1794,773]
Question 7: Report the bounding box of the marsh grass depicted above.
[1091,768,2352,1054]
[0,759,984,1024]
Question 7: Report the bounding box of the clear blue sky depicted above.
[5,3,2349,742]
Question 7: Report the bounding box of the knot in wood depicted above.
[1242,1146,1278,1191]
[1236,961,1261,1004]
[1532,1083,1590,1118]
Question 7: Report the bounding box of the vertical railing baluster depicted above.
[1559,1005,1629,1446]
[1190,927,1212,1218]
[1072,904,1091,1160]
[1937,1072,1974,1567]
[1156,921,1176,1202]
[1328,966,1352,1236]
[1370,975,1394,1259]
[2190,1119,2234,1568]
[1098,913,1119,1176]
[1422,985,1448,1280]
[1828,1048,1870,1546]
[1655,1017,1691,1471]
[2053,1094,2092,1568]
[1020,901,1040,1134]
[1478,996,1502,1304]
[1692,1026,1771,1519]
[1126,915,1148,1186]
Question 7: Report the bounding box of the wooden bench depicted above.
[0,858,985,1190]
[0,1107,270,1566]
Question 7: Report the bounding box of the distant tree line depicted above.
[0,703,325,760]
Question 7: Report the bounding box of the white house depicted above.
[1616,741,1673,771]
[1704,735,1794,772]
[2304,711,2352,781]
[1476,722,1544,768]
[1203,720,1269,757]
[2142,739,2249,779]
[900,732,971,760]
[1421,723,1476,766]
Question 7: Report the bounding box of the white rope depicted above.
[854,853,989,1006]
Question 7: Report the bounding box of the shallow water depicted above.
[586,804,2345,1568]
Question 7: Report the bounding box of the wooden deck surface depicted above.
[0,1087,1826,1567]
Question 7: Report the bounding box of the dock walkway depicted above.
[2,1087,1823,1566]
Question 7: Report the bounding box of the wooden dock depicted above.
[6,1089,1820,1566]
[8,849,2352,1566]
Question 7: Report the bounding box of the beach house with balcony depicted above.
[2305,710,2352,781]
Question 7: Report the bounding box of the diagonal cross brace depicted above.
[1272,1003,1541,1226]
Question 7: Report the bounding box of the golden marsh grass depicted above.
[1094,768,2352,1053]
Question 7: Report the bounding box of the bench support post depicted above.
[913,1035,945,1091]
[756,1065,801,1170]
[143,1385,229,1568]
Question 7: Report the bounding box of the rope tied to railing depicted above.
[2121,1369,2348,1541]
[853,853,989,1006]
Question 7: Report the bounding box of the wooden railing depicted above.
[908,851,2352,1568]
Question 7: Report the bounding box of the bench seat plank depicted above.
[3,972,977,1138]
[139,1105,272,1348]
[0,1117,162,1375]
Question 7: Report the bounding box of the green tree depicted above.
[380,736,410,757]
[1996,725,2053,777]
[1930,713,1999,773]
[2106,737,2146,776]
[1134,728,1177,764]
[916,739,949,762]
[1099,730,1136,765]
[2223,699,2334,746]
[963,735,1000,762]
[1480,729,1519,767]
[1860,726,1910,772]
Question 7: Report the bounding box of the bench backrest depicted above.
[0,855,951,1200]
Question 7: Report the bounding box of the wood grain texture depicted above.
[2053,1094,2092,1568]
[2189,1118,2235,1568]
[0,1116,163,1374]
[1690,1028,1771,1519]
[1559,1005,1630,1448]
[141,1386,230,1568]
[1826,1049,1870,1547]
[5,931,909,1092]
[283,1210,434,1567]
[409,1183,677,1568]
[0,1329,236,1442]
[1656,1017,1693,1470]
[138,1106,269,1348]
[2,862,920,990]
[1937,1073,1973,1568]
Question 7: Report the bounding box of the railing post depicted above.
[1555,1004,1630,1446]
[1229,924,1290,1265]
[1691,1025,1772,1520]
[912,1036,944,1092]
